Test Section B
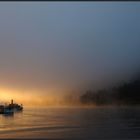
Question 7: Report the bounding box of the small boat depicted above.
[3,106,14,116]
[0,99,23,116]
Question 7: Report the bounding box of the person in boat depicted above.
[8,99,23,111]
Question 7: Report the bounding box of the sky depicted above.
[0,2,140,105]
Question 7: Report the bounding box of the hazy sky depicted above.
[0,2,140,103]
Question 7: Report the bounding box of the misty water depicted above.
[0,107,140,139]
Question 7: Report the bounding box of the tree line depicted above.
[80,75,140,106]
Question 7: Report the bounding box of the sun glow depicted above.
[0,88,66,106]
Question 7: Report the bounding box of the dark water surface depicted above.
[0,106,140,139]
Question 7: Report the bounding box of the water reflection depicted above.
[0,107,140,139]
[115,107,140,138]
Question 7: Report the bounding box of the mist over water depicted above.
[0,2,140,101]
[0,2,140,139]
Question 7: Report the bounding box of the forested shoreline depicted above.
[80,75,140,106]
